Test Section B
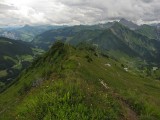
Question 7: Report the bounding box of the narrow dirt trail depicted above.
[99,79,139,120]
[120,100,138,120]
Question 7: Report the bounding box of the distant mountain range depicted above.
[32,21,160,65]
[0,25,65,42]
[1,19,159,43]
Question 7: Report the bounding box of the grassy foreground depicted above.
[0,42,160,120]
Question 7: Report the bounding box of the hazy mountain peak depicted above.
[119,18,128,22]
[119,18,139,30]
[110,22,128,30]
[23,24,32,28]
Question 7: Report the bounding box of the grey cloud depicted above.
[141,0,153,3]
[0,3,17,11]
[0,0,160,25]
[56,0,160,23]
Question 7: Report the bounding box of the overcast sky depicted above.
[0,0,160,26]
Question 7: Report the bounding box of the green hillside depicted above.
[0,42,160,120]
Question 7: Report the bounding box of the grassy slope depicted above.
[0,70,8,77]
[0,43,160,120]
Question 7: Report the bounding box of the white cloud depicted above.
[0,0,160,25]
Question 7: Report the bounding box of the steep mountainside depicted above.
[0,42,160,120]
[108,23,160,62]
[136,25,160,40]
